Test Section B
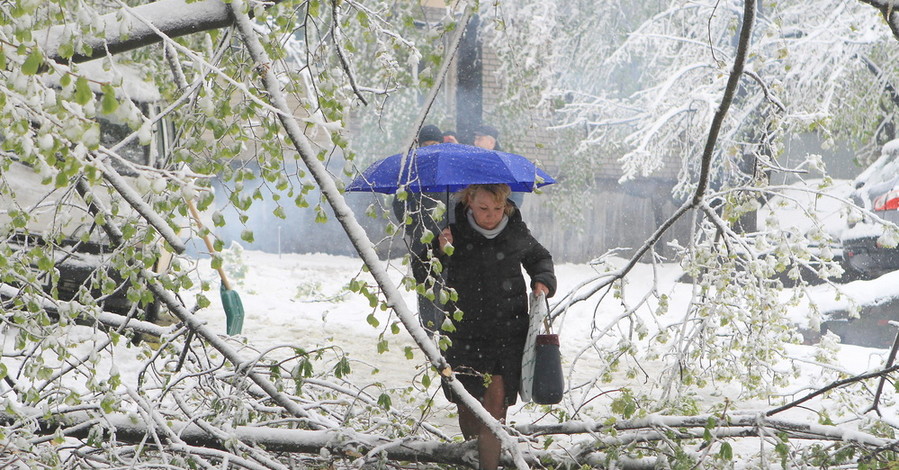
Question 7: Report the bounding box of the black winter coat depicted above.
[427,203,556,341]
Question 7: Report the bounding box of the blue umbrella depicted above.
[345,143,555,194]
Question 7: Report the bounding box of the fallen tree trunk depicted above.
[516,412,891,448]
[12,405,898,469]
[37,0,242,63]
[0,407,658,468]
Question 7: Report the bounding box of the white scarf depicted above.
[467,209,509,239]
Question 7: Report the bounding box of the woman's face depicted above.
[469,189,505,230]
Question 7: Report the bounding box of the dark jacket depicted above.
[422,202,556,341]
[392,191,448,252]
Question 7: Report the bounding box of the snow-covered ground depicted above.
[190,246,899,443]
[5,233,898,466]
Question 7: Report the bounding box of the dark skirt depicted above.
[441,333,526,406]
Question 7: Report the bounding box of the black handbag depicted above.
[532,331,564,405]
[521,294,565,404]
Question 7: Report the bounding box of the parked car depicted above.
[841,139,899,278]
[0,62,179,322]
[819,299,899,349]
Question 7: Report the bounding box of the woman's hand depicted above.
[439,227,453,253]
[533,282,549,298]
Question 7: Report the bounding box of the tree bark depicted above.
[857,0,899,40]
[0,407,658,468]
[36,0,257,64]
[10,406,897,469]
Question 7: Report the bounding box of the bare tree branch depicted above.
[552,0,757,318]
[761,364,899,417]
[331,0,368,106]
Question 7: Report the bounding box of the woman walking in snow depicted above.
[426,183,556,470]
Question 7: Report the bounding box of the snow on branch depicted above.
[516,412,891,448]
[92,155,186,254]
[0,282,171,339]
[7,402,897,470]
[37,0,242,64]
[857,0,899,40]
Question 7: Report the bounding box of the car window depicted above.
[97,103,153,175]
[862,150,899,188]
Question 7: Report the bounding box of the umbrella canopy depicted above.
[345,143,555,194]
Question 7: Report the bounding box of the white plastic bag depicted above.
[520,292,548,403]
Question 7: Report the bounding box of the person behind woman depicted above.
[395,124,449,335]
[427,183,556,470]
[473,124,524,209]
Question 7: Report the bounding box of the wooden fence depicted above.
[521,178,693,264]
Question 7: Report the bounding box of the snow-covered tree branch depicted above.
[6,0,899,468]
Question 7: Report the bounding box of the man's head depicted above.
[473,124,499,150]
[418,124,443,147]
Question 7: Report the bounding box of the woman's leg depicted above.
[477,375,507,470]
[457,404,480,440]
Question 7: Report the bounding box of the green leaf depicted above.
[36,256,53,271]
[100,395,116,413]
[22,49,42,75]
[377,393,392,410]
[334,357,351,378]
[100,83,119,113]
[315,208,328,223]
[718,442,733,460]
[74,77,92,105]
[57,41,75,60]
[109,373,121,390]
[366,313,379,328]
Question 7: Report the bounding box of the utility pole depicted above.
[455,14,482,145]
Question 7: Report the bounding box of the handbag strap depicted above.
[537,293,553,334]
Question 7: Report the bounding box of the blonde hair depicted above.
[456,184,516,216]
